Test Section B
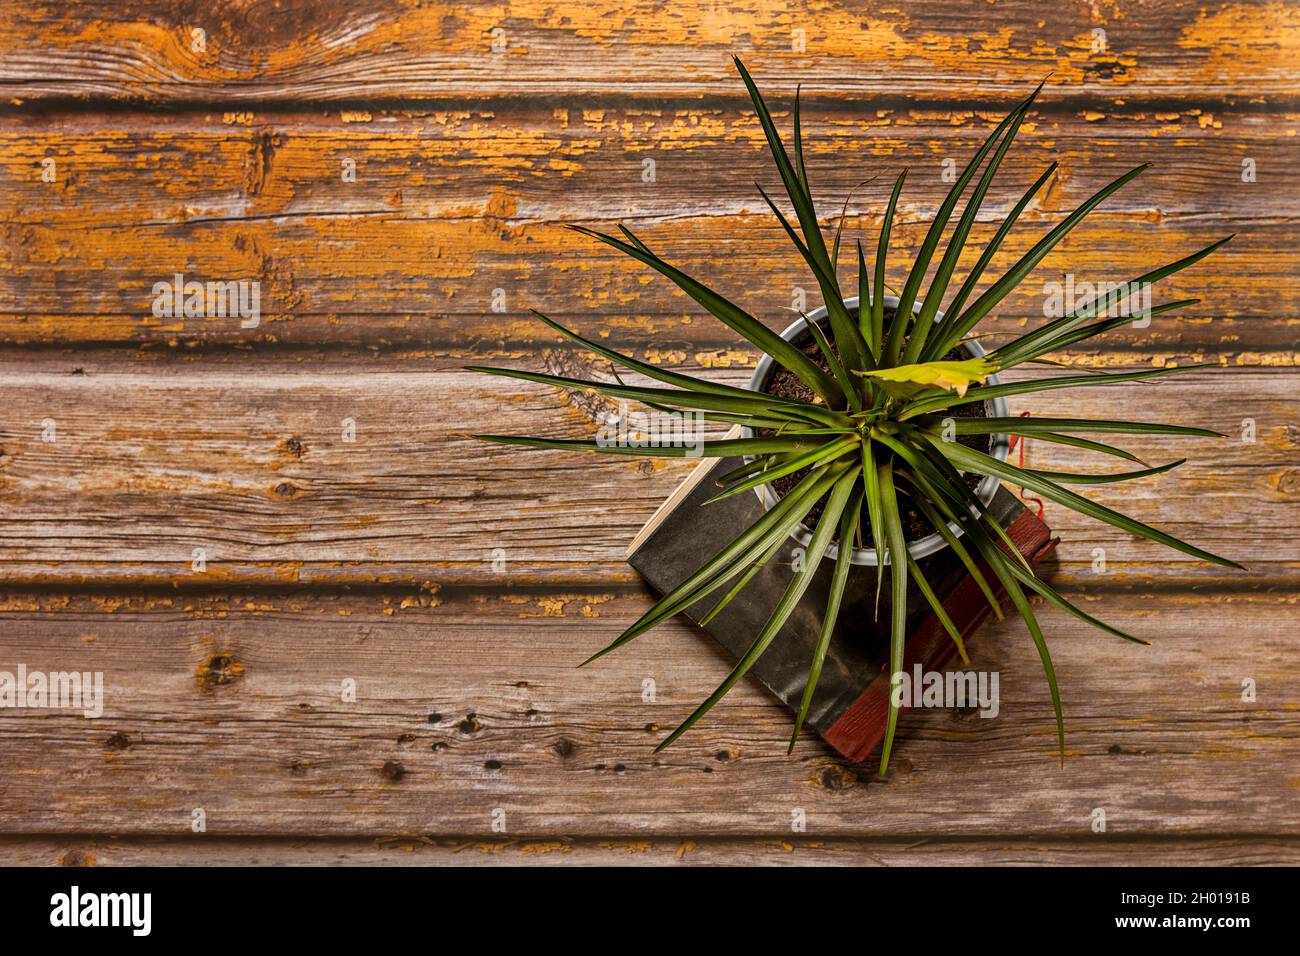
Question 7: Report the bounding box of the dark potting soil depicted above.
[759,308,993,545]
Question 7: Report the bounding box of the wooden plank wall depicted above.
[0,1,1297,866]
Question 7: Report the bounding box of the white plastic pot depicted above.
[742,295,1011,566]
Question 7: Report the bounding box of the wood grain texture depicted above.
[0,588,1296,837]
[1,0,1297,866]
[2,107,1295,353]
[6,107,1290,225]
[5,219,1293,355]
[1,362,1292,585]
[4,836,1299,867]
[2,0,1297,102]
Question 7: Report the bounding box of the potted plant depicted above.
[472,58,1239,772]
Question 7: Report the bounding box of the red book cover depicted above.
[823,508,1056,762]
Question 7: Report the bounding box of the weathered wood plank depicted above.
[0,363,1291,587]
[4,835,1298,867]
[5,107,1289,225]
[4,97,1294,349]
[2,1,1297,102]
[1,215,1290,351]
[3,103,1291,351]
[0,588,1294,836]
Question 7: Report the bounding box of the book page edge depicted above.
[623,425,742,560]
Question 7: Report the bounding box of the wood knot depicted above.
[380,760,405,781]
[816,765,854,790]
[1276,469,1300,497]
[873,756,913,782]
[59,848,97,868]
[550,737,575,758]
[196,652,244,691]
[457,712,481,734]
[104,732,131,751]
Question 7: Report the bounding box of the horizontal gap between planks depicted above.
[0,569,1291,601]
[0,338,1293,364]
[4,90,1300,119]
[2,831,1298,846]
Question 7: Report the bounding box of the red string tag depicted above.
[1006,410,1045,520]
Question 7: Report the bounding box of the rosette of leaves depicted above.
[471,58,1239,773]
